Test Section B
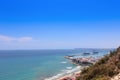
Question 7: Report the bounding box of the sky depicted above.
[0,0,120,49]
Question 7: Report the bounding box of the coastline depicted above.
[44,53,105,80]
[44,66,82,80]
[58,71,81,80]
[0,49,111,80]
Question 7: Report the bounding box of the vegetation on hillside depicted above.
[77,47,120,80]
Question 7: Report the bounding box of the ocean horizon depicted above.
[0,49,111,80]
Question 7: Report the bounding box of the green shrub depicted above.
[77,47,120,80]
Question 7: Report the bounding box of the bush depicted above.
[77,47,120,80]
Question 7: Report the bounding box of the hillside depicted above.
[77,47,120,80]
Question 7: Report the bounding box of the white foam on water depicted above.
[44,66,81,80]
[66,67,72,70]
[61,69,66,72]
[61,61,67,64]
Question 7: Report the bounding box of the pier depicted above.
[65,56,98,66]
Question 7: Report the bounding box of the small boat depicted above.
[92,51,99,54]
[83,52,90,55]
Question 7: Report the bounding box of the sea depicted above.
[0,49,112,80]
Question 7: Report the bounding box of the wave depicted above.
[61,61,67,64]
[66,67,72,70]
[44,66,81,80]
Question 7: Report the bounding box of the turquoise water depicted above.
[0,49,111,80]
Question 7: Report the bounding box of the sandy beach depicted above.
[58,71,81,80]
[45,66,82,80]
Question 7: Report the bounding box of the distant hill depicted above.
[77,47,120,80]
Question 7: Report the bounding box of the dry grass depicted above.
[77,47,120,80]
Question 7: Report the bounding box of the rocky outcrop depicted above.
[111,73,120,80]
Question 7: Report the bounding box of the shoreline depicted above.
[44,66,82,80]
[58,71,81,80]
[44,56,99,80]
[44,51,108,80]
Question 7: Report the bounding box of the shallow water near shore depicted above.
[0,49,111,80]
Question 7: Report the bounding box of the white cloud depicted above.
[18,37,33,42]
[0,35,33,42]
[0,35,15,42]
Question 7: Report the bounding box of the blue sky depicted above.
[0,0,120,49]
